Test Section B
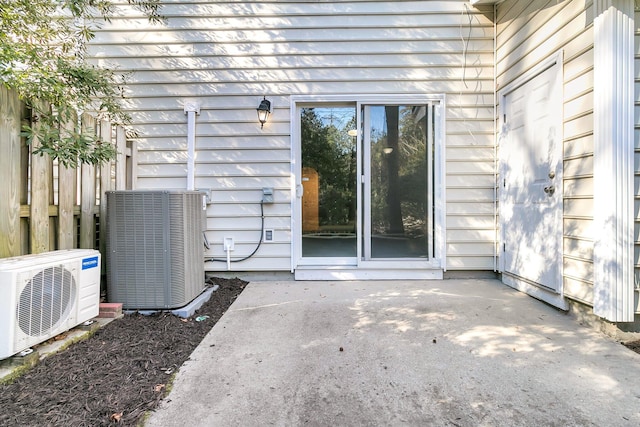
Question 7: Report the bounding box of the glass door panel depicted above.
[364,105,431,259]
[300,106,357,258]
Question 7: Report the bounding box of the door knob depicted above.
[543,185,555,195]
[548,171,555,179]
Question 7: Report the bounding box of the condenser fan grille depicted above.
[17,266,77,337]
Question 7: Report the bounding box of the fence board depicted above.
[80,114,97,249]
[48,150,55,249]
[99,120,112,269]
[116,125,127,190]
[128,136,137,189]
[20,106,29,255]
[57,163,76,249]
[0,86,21,257]
[58,120,77,249]
[30,103,50,254]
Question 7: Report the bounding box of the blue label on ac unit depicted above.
[82,256,99,270]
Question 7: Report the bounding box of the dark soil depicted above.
[625,340,640,355]
[0,277,247,427]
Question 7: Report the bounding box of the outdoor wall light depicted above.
[257,97,271,129]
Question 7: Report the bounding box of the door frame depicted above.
[290,94,447,273]
[497,51,566,309]
[361,103,435,262]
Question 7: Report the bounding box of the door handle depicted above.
[543,185,555,195]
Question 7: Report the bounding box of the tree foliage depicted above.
[301,108,357,228]
[0,0,163,167]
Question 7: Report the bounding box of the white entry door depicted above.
[499,55,563,295]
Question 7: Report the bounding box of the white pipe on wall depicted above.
[184,101,201,191]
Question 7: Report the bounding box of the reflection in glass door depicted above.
[363,105,433,259]
[300,106,357,258]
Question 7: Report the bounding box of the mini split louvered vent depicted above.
[106,191,206,310]
[0,249,101,359]
[18,266,76,337]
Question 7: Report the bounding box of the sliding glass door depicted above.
[363,104,433,259]
[300,106,357,260]
[297,99,439,266]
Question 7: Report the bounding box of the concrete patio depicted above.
[146,279,640,426]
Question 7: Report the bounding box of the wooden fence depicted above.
[0,86,135,261]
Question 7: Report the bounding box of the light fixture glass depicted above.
[257,97,271,128]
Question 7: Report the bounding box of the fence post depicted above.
[29,102,51,254]
[0,87,21,258]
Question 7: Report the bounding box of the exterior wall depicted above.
[496,1,596,303]
[90,0,495,272]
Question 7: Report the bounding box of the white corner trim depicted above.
[592,0,635,322]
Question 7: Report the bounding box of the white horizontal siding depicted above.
[497,0,595,303]
[96,40,492,59]
[92,0,495,272]
[99,53,497,72]
[447,187,495,201]
[563,176,593,198]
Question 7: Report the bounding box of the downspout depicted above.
[184,101,201,191]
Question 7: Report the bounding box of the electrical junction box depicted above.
[262,187,274,203]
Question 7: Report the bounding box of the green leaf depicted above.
[1,0,164,166]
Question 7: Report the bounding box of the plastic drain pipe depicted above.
[223,237,234,270]
[184,101,201,190]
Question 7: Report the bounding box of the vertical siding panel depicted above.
[497,0,595,303]
[91,0,496,271]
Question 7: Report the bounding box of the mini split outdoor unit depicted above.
[106,190,206,310]
[0,249,101,359]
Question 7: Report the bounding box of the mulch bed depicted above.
[625,340,640,355]
[0,277,247,427]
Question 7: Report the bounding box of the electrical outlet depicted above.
[264,229,274,242]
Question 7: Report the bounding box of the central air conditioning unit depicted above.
[106,190,206,310]
[0,249,101,359]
